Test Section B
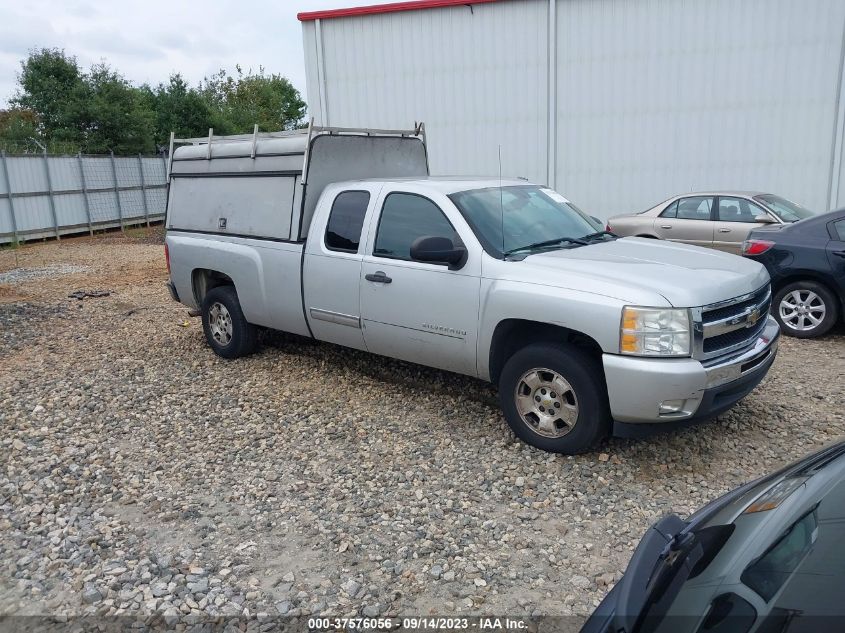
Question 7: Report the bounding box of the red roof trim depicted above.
[298,0,497,22]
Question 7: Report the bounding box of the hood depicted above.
[510,237,769,307]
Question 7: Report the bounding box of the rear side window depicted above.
[676,196,713,220]
[374,193,459,261]
[661,200,679,218]
[325,191,370,252]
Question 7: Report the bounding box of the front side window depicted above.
[448,185,597,256]
[718,197,765,223]
[325,190,370,252]
[676,196,714,221]
[374,193,459,261]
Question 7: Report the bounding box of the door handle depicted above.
[660,225,672,229]
[365,271,392,284]
[833,250,845,258]
[718,228,731,233]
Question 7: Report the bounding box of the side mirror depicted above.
[410,235,467,268]
[754,214,776,224]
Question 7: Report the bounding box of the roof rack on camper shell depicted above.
[166,121,427,182]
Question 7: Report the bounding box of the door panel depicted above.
[712,221,757,253]
[302,189,373,350]
[304,255,366,350]
[713,196,772,253]
[360,191,481,376]
[658,219,715,247]
[653,196,714,247]
[360,260,481,375]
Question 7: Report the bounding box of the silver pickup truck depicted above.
[164,125,779,454]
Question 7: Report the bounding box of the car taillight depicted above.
[605,222,613,232]
[164,243,171,274]
[742,239,775,256]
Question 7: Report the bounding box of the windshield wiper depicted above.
[504,236,587,256]
[581,230,617,242]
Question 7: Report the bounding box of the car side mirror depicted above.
[410,236,467,269]
[754,214,776,224]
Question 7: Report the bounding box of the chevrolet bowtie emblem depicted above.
[746,307,761,328]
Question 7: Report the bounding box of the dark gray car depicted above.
[581,440,845,633]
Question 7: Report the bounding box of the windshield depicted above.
[448,185,602,257]
[755,194,816,223]
[636,456,845,633]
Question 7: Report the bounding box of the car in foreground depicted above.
[608,192,816,254]
[581,439,845,633]
[166,125,779,454]
[742,209,845,338]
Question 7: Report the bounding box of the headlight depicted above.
[620,307,691,357]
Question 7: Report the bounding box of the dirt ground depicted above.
[1,228,844,625]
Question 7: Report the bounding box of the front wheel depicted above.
[499,343,610,454]
[773,281,838,338]
[201,286,258,358]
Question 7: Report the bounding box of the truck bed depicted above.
[167,230,310,337]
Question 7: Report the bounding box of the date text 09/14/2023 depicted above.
[307,616,529,631]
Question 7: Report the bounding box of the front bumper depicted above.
[603,316,779,433]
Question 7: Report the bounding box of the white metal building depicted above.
[300,0,845,219]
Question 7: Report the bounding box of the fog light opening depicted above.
[659,399,686,415]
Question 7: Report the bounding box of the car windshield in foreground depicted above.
[633,451,845,633]
[755,194,816,223]
[448,185,604,258]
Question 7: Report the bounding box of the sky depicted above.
[0,0,394,109]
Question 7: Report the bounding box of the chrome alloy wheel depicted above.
[779,289,826,332]
[514,368,579,438]
[208,302,233,345]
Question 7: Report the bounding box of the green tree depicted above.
[12,48,87,146]
[201,65,306,133]
[0,109,40,143]
[83,63,155,154]
[5,50,306,154]
[144,74,219,147]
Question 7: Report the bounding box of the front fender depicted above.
[477,278,626,381]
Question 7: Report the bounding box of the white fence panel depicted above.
[0,152,167,244]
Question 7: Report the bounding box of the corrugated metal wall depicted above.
[304,1,550,182]
[302,0,845,219]
[0,154,167,244]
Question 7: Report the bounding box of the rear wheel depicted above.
[773,281,838,338]
[499,343,610,454]
[201,286,257,358]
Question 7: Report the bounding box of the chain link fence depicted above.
[0,151,167,245]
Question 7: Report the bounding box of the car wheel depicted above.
[499,342,611,454]
[773,281,838,338]
[201,286,258,358]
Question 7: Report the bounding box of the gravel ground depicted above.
[1,230,844,626]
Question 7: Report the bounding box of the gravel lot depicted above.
[1,229,844,625]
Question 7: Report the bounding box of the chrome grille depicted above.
[693,285,771,360]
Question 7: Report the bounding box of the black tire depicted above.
[772,281,839,339]
[201,286,258,358]
[498,342,611,454]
